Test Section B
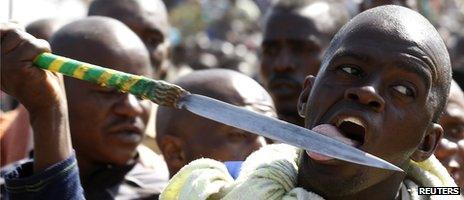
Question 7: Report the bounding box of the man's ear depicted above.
[158,135,186,175]
[411,123,443,162]
[298,75,316,117]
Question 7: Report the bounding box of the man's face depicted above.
[436,87,464,188]
[181,112,267,163]
[260,11,326,125]
[298,27,438,195]
[110,2,170,78]
[66,54,152,166]
[163,95,275,175]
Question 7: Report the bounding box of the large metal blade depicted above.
[177,94,402,172]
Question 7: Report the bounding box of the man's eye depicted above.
[340,65,362,76]
[96,87,115,93]
[393,85,414,97]
[145,35,162,47]
[227,131,249,142]
[263,46,279,56]
[95,86,121,95]
[290,43,305,53]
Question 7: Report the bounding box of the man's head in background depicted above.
[260,0,349,126]
[359,0,417,11]
[156,69,276,176]
[450,32,464,89]
[25,18,66,41]
[50,16,153,173]
[88,0,170,79]
[450,32,464,71]
[436,80,464,189]
[454,69,464,89]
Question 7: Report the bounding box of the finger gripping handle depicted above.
[33,52,188,107]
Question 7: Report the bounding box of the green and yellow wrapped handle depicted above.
[33,52,188,107]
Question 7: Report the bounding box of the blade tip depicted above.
[389,165,404,172]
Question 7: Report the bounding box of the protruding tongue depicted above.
[306,124,360,161]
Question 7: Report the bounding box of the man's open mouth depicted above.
[306,116,367,162]
[335,116,366,147]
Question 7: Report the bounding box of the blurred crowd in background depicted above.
[2,0,464,87]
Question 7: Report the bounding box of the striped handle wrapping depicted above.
[33,52,188,107]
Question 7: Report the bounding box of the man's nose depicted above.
[272,48,294,72]
[113,93,144,117]
[344,85,385,112]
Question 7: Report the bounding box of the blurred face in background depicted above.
[88,0,170,79]
[436,81,464,189]
[260,6,327,126]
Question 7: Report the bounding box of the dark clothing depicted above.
[81,155,167,199]
[1,147,169,200]
[2,154,84,200]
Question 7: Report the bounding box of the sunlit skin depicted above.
[436,81,464,189]
[50,17,153,179]
[296,6,451,199]
[359,0,417,11]
[88,0,170,79]
[157,69,276,176]
[260,1,348,126]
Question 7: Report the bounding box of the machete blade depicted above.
[177,94,402,172]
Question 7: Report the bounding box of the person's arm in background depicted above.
[1,22,84,199]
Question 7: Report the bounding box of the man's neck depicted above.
[324,172,405,200]
[75,154,98,181]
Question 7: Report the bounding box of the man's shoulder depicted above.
[136,145,169,172]
[86,147,169,199]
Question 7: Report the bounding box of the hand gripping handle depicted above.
[34,53,188,107]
